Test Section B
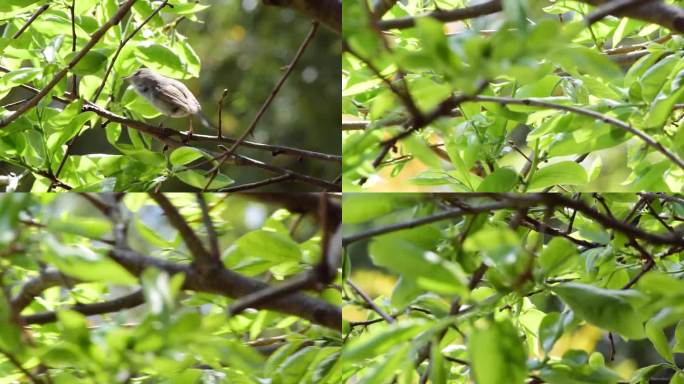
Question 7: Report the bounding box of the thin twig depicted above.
[218,174,292,192]
[222,23,318,156]
[69,0,78,99]
[0,349,42,384]
[217,88,229,139]
[231,153,340,191]
[346,278,395,323]
[12,4,49,39]
[196,193,220,260]
[149,193,214,273]
[203,22,320,190]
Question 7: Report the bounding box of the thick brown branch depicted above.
[107,248,341,330]
[376,0,684,33]
[583,0,684,33]
[377,0,502,30]
[81,103,339,161]
[12,270,78,313]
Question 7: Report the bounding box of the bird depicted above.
[123,68,213,141]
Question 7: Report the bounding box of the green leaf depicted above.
[551,283,645,339]
[47,217,112,239]
[166,3,211,16]
[369,237,467,295]
[672,372,684,384]
[645,319,673,363]
[236,229,302,262]
[358,344,411,384]
[169,147,206,166]
[278,346,317,384]
[43,236,137,285]
[528,161,588,191]
[463,225,520,265]
[638,54,679,102]
[429,341,447,384]
[57,310,90,348]
[341,194,414,224]
[540,237,578,275]
[0,294,23,353]
[550,46,621,80]
[175,169,234,190]
[135,42,188,79]
[342,319,430,362]
[672,320,684,353]
[469,319,527,384]
[66,50,108,76]
[538,311,574,354]
[476,167,518,192]
[629,364,669,384]
[0,67,41,93]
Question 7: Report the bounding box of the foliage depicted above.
[0,0,340,192]
[0,193,341,383]
[342,0,684,192]
[343,193,684,383]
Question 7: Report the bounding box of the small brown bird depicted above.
[123,68,213,139]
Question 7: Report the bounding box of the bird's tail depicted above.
[196,111,217,131]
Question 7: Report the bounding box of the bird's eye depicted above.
[140,86,148,92]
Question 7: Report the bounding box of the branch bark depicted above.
[376,0,684,33]
[108,248,341,330]
[12,270,78,313]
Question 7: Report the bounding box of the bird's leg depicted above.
[184,116,193,144]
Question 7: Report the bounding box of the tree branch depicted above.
[469,95,684,171]
[81,103,340,161]
[196,193,220,261]
[218,174,292,192]
[377,0,502,30]
[107,248,341,330]
[207,22,320,189]
[12,4,49,39]
[12,270,78,313]
[376,0,684,33]
[346,278,395,323]
[21,290,145,325]
[586,0,658,25]
[583,0,684,33]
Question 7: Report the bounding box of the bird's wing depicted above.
[155,80,201,114]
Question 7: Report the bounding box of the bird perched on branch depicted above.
[123,68,214,140]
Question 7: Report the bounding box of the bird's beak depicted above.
[122,75,133,82]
